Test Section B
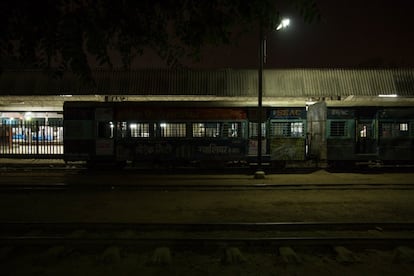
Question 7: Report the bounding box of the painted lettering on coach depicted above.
[327,108,354,119]
[270,108,306,119]
[197,144,241,155]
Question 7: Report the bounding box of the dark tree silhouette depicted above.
[0,0,319,80]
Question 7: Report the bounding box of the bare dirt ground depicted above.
[1,169,414,275]
[3,247,414,276]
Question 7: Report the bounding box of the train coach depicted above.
[63,101,308,168]
[308,102,414,168]
[63,101,414,169]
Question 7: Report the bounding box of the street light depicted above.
[276,18,291,31]
[254,17,290,179]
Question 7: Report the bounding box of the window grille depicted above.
[118,122,127,138]
[380,122,410,137]
[270,122,304,137]
[227,122,242,138]
[192,123,220,137]
[291,122,304,137]
[330,121,347,137]
[130,123,150,137]
[160,123,186,137]
[400,123,408,131]
[249,122,266,138]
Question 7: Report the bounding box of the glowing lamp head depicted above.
[276,18,290,30]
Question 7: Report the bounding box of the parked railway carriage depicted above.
[307,102,414,167]
[64,101,269,167]
[325,107,376,165]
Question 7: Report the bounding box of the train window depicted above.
[160,123,186,137]
[400,123,408,132]
[359,125,367,138]
[270,122,304,137]
[117,122,128,138]
[399,123,409,137]
[227,122,242,138]
[380,122,409,137]
[192,123,221,137]
[130,123,150,137]
[249,122,266,138]
[329,121,347,137]
[291,122,304,137]
[271,122,289,137]
[97,121,114,138]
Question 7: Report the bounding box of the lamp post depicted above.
[254,18,290,179]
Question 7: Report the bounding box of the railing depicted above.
[0,120,63,158]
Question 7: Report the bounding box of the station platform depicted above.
[0,158,66,167]
[1,158,414,186]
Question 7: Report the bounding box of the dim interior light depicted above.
[378,94,398,98]
[130,123,137,129]
[160,123,167,128]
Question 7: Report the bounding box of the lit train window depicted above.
[291,122,304,137]
[160,123,186,137]
[359,125,367,138]
[270,122,304,137]
[399,123,409,137]
[227,122,242,138]
[381,122,409,137]
[192,123,221,138]
[130,123,150,137]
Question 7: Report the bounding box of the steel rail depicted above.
[1,221,414,232]
[1,183,414,191]
[1,236,414,248]
[1,222,414,250]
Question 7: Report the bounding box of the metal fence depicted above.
[0,120,63,158]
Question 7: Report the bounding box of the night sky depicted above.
[132,0,414,69]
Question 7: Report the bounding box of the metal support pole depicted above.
[255,25,265,179]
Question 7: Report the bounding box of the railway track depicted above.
[1,222,414,250]
[2,222,414,275]
[1,183,414,191]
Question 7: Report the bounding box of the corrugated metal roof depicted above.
[0,68,413,97]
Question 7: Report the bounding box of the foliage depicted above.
[0,0,319,80]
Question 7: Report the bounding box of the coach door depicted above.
[356,120,376,154]
[95,107,115,157]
